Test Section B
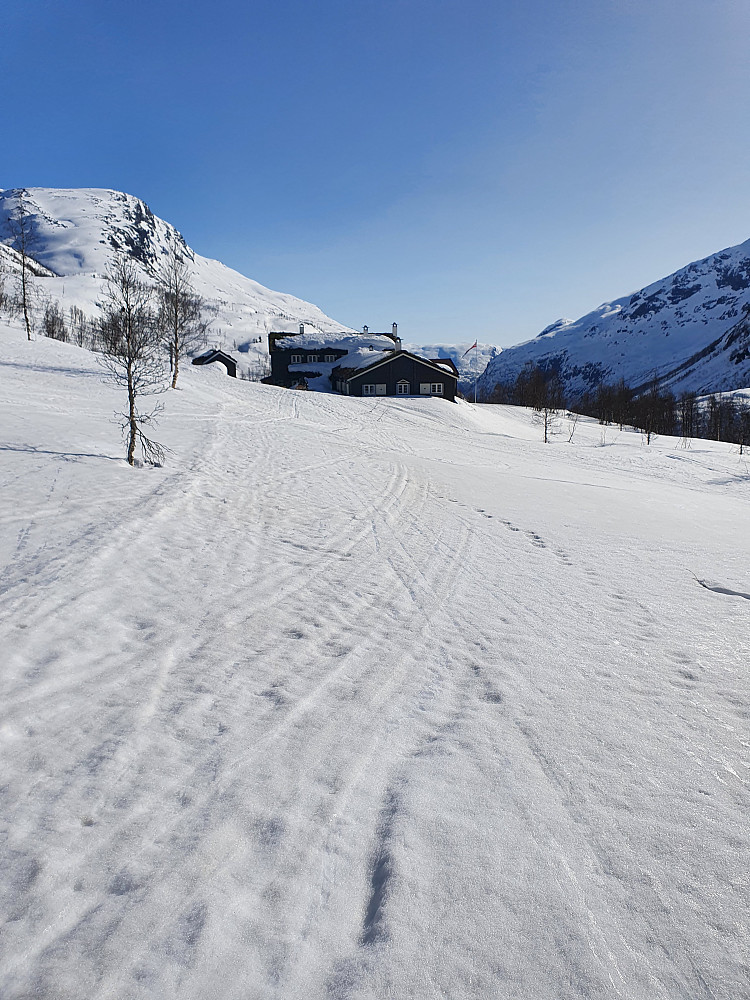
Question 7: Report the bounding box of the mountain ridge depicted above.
[0,187,494,383]
[0,187,352,371]
[478,236,750,399]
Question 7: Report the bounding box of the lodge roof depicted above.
[333,350,459,382]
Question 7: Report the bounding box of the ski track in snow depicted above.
[1,329,749,999]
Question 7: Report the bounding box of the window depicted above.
[362,384,376,395]
[396,381,410,395]
[324,354,335,362]
[307,354,319,363]
[290,354,303,363]
[431,383,444,394]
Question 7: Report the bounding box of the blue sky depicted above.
[3,0,749,345]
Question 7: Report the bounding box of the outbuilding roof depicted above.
[192,349,236,366]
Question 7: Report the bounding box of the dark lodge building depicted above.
[332,352,458,401]
[268,329,349,387]
[267,324,458,401]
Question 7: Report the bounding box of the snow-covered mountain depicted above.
[0,187,351,369]
[0,188,506,391]
[478,238,750,400]
[0,188,498,386]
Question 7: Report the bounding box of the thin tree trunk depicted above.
[21,262,31,340]
[171,327,179,389]
[127,361,137,466]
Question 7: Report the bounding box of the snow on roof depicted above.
[273,331,394,353]
[281,334,401,390]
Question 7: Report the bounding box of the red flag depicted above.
[462,341,478,357]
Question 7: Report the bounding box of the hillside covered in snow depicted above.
[0,188,494,386]
[478,237,750,400]
[1,321,748,998]
[0,187,352,371]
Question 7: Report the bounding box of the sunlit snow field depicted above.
[1,325,748,999]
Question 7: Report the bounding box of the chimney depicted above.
[392,322,398,338]
[363,325,369,334]
[299,323,304,335]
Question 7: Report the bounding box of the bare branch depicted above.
[7,190,38,340]
[98,257,168,466]
[155,238,209,388]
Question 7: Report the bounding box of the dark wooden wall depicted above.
[344,354,456,401]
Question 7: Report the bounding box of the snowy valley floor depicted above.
[1,328,749,999]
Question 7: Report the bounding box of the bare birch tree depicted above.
[737,400,750,456]
[0,251,8,317]
[99,258,167,466]
[42,298,68,341]
[155,242,208,388]
[7,190,36,339]
[533,373,565,443]
[566,410,580,442]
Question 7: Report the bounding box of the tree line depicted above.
[485,361,750,450]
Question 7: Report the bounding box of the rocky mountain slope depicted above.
[477,237,750,400]
[0,187,351,371]
[0,188,497,385]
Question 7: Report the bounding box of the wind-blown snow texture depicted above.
[478,239,750,399]
[0,187,352,369]
[1,323,749,999]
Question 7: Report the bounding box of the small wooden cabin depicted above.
[192,350,237,378]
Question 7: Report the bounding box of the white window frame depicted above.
[431,383,444,394]
[307,354,319,363]
[324,354,336,362]
[290,354,303,363]
[362,384,376,395]
[396,381,410,395]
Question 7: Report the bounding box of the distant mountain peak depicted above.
[479,237,750,399]
[538,318,574,338]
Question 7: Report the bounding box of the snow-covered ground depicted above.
[1,323,749,999]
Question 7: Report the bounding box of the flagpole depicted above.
[462,341,479,404]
